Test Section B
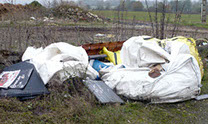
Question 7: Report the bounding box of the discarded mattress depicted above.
[100,36,201,103]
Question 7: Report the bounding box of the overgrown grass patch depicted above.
[93,10,208,29]
[0,69,208,123]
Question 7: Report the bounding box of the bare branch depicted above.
[160,0,166,39]
[155,0,159,38]
[145,0,154,36]
[171,0,179,37]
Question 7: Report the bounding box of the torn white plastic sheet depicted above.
[22,42,99,84]
[101,36,201,103]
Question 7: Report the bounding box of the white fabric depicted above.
[101,36,201,103]
[22,42,99,84]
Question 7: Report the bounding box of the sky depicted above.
[1,0,64,5]
[0,0,200,5]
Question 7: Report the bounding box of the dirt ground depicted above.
[0,21,208,52]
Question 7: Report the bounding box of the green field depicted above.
[93,10,208,28]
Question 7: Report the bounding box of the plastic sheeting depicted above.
[101,36,201,103]
[121,36,170,68]
[22,42,99,84]
[163,36,204,78]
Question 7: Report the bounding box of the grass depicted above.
[0,94,205,123]
[93,10,208,28]
[0,64,208,123]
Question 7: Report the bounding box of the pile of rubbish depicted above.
[0,3,103,22]
[53,5,103,21]
[0,36,205,103]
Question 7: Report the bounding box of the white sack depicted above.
[121,36,171,68]
[22,47,43,61]
[22,42,99,84]
[102,36,201,103]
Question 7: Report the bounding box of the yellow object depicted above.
[166,36,204,78]
[100,47,122,65]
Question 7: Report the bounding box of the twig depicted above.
[145,0,154,35]
[131,16,136,37]
[155,0,159,38]
[160,0,166,39]
[175,3,185,36]
[121,0,125,39]
[171,0,179,37]
[116,3,121,41]
[18,25,22,53]
[165,13,171,38]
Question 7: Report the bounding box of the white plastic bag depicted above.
[22,42,99,84]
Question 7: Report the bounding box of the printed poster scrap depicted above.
[0,70,20,88]
[10,68,33,89]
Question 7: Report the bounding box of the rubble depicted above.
[53,5,103,22]
[0,3,103,23]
